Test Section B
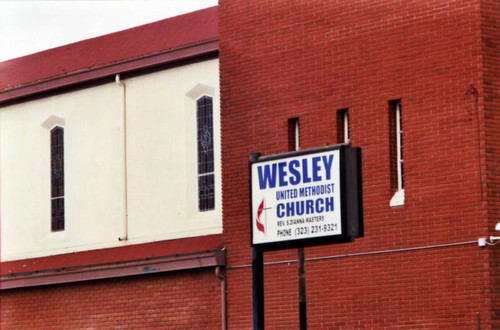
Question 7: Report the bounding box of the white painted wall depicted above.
[0,58,221,261]
[125,59,222,241]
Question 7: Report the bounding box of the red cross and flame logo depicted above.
[256,198,266,234]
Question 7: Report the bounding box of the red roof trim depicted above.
[1,234,223,276]
[0,249,225,290]
[0,6,218,105]
[0,40,218,105]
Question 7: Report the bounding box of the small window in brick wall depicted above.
[51,126,65,231]
[196,96,215,211]
[288,118,300,152]
[389,100,404,207]
[337,109,349,144]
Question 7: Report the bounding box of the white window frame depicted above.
[343,110,349,144]
[294,119,300,151]
[390,101,404,207]
[337,109,349,144]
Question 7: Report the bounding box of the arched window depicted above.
[51,126,65,231]
[196,96,215,211]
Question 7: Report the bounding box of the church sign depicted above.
[250,145,363,250]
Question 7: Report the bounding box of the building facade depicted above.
[1,7,226,328]
[219,0,499,328]
[1,1,499,329]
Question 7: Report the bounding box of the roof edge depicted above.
[0,39,218,105]
[1,234,224,289]
[1,249,225,290]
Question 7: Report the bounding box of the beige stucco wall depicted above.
[0,58,221,261]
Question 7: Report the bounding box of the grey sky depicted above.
[0,0,217,62]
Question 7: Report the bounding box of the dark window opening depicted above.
[197,96,215,211]
[288,118,299,152]
[51,126,65,231]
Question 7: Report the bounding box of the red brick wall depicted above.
[0,269,222,329]
[220,0,494,328]
[481,0,500,327]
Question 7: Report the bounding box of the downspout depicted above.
[215,266,227,330]
[116,74,128,241]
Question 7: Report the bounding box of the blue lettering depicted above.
[296,201,304,216]
[276,191,284,200]
[306,200,314,214]
[315,198,324,213]
[277,203,284,218]
[325,196,334,212]
[278,162,288,187]
[322,155,334,180]
[312,156,322,181]
[288,160,301,185]
[258,153,335,190]
[302,158,311,183]
[286,202,295,217]
[258,164,277,189]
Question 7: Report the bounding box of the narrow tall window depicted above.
[389,100,404,206]
[51,126,65,231]
[337,109,349,144]
[197,96,215,211]
[288,118,299,151]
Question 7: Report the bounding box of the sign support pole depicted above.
[252,247,264,330]
[250,146,363,329]
[298,247,307,329]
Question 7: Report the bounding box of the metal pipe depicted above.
[229,241,478,269]
[215,266,227,330]
[115,74,128,241]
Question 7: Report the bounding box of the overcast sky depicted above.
[0,0,218,62]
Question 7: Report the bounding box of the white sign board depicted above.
[251,149,343,247]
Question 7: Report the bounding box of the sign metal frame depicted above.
[249,145,363,251]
